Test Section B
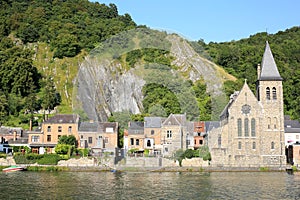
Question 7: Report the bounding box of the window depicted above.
[104,137,108,143]
[106,127,114,133]
[244,118,249,137]
[31,136,39,142]
[194,140,196,145]
[199,140,203,145]
[47,135,51,142]
[266,87,270,100]
[267,117,271,129]
[47,126,51,132]
[167,130,172,138]
[271,142,275,149]
[238,118,242,137]
[151,130,154,135]
[296,135,299,140]
[274,117,277,129]
[88,137,92,144]
[218,135,221,147]
[238,141,242,149]
[136,139,139,146]
[165,147,168,152]
[58,126,62,132]
[147,140,151,147]
[68,126,72,133]
[130,138,134,145]
[80,135,83,139]
[187,140,190,145]
[251,118,256,137]
[252,142,256,150]
[272,87,277,100]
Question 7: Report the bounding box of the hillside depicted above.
[75,28,235,122]
[0,0,299,128]
[203,26,300,119]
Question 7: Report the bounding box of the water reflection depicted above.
[1,171,299,200]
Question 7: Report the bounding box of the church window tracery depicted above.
[244,118,249,137]
[238,118,242,137]
[251,118,256,137]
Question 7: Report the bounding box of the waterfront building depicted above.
[29,114,79,153]
[78,121,118,154]
[208,42,286,168]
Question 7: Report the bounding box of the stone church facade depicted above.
[208,42,286,169]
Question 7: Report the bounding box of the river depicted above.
[1,171,299,199]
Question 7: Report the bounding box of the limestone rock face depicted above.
[76,58,145,122]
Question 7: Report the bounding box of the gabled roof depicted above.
[205,121,221,132]
[44,114,79,124]
[128,121,144,135]
[162,114,186,126]
[259,41,282,81]
[99,122,118,133]
[78,121,98,132]
[144,117,162,128]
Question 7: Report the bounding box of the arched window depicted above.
[272,87,277,100]
[238,141,242,149]
[267,117,271,129]
[271,142,275,149]
[251,118,256,137]
[244,118,249,137]
[273,117,278,129]
[238,118,242,137]
[252,142,256,149]
[266,87,270,100]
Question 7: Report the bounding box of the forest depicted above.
[0,0,299,130]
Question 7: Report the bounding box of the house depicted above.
[28,114,79,153]
[124,121,145,153]
[78,121,119,155]
[144,117,163,155]
[208,42,286,169]
[284,115,300,146]
[193,121,206,149]
[161,114,187,157]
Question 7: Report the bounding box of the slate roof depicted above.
[99,122,118,133]
[128,121,144,135]
[162,114,186,126]
[78,121,98,132]
[284,116,300,133]
[78,121,118,133]
[259,41,282,81]
[205,121,221,132]
[44,114,79,124]
[144,117,162,128]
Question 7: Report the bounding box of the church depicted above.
[208,41,286,169]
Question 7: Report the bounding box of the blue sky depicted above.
[92,0,299,43]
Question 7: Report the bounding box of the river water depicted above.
[1,171,299,199]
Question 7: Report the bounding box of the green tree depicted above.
[58,135,77,146]
[41,77,61,119]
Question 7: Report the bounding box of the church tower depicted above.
[257,41,285,167]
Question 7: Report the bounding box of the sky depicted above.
[92,0,299,43]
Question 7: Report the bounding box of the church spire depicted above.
[259,41,282,81]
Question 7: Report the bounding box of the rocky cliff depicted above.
[74,28,235,121]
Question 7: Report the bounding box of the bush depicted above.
[26,153,44,160]
[37,154,61,165]
[0,153,7,159]
[14,154,36,164]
